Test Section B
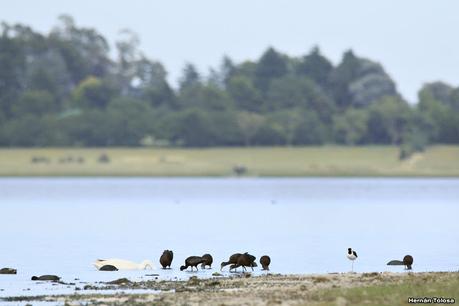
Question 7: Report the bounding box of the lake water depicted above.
[1,178,458,298]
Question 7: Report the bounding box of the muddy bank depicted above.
[3,272,458,305]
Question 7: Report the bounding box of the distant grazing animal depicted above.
[0,268,17,274]
[180,256,204,271]
[201,254,213,269]
[31,275,60,281]
[229,252,257,272]
[94,259,154,270]
[387,255,414,270]
[221,253,257,271]
[347,248,358,272]
[160,250,174,269]
[260,255,271,271]
[99,265,118,271]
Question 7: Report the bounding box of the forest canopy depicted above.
[0,16,458,148]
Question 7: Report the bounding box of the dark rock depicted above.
[31,275,60,281]
[0,268,17,274]
[106,278,131,285]
[99,265,118,271]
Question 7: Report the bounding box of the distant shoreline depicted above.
[1,145,459,177]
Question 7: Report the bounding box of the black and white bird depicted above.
[347,248,358,272]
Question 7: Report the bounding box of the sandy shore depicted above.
[3,272,458,305]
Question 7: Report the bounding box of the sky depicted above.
[1,0,458,103]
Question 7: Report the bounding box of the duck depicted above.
[201,254,213,269]
[347,248,358,272]
[180,256,204,271]
[229,252,257,272]
[260,255,271,271]
[387,255,414,270]
[94,259,154,270]
[160,250,174,269]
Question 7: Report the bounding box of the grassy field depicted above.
[0,145,458,177]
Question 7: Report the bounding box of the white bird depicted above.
[94,259,155,270]
[347,248,358,272]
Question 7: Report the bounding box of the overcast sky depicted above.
[1,0,458,103]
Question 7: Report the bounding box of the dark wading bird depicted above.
[347,248,358,272]
[99,264,118,271]
[229,252,257,272]
[31,275,61,282]
[201,253,213,269]
[160,250,174,269]
[387,255,414,270]
[220,253,257,271]
[260,255,271,271]
[180,256,204,271]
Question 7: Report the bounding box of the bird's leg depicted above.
[352,261,354,272]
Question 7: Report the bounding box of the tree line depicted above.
[0,16,458,153]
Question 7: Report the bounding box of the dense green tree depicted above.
[295,46,333,88]
[72,76,114,109]
[170,108,215,146]
[0,16,458,148]
[178,83,232,111]
[266,76,335,121]
[333,109,369,145]
[50,15,111,84]
[255,47,288,93]
[366,96,412,144]
[12,90,56,117]
[252,120,287,146]
[418,88,459,143]
[227,76,262,112]
[292,111,327,145]
[179,63,201,91]
[330,50,397,108]
[0,25,25,117]
[236,111,265,146]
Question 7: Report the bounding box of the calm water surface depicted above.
[1,178,458,298]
